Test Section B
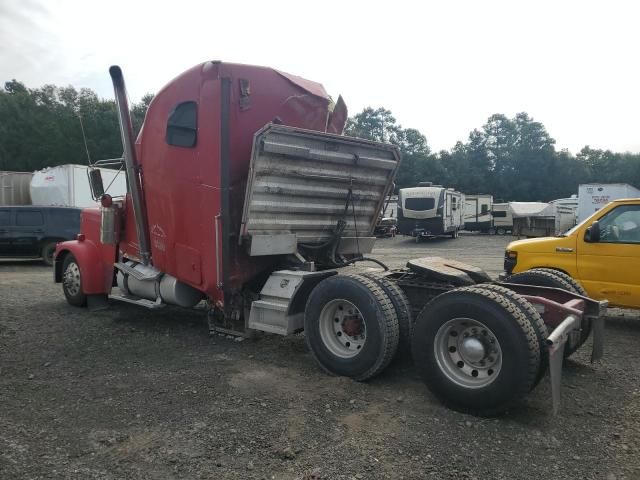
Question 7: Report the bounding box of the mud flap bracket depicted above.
[546,314,580,414]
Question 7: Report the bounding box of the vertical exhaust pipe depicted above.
[109,65,151,265]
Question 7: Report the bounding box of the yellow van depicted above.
[505,199,640,309]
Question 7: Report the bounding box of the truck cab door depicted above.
[0,209,13,255]
[12,209,45,256]
[577,203,640,308]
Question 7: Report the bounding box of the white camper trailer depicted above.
[577,183,640,223]
[491,202,513,234]
[463,194,493,232]
[397,184,463,240]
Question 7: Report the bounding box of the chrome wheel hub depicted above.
[318,299,366,359]
[434,318,502,388]
[63,262,81,296]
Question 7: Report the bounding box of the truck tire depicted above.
[411,286,540,416]
[62,253,87,307]
[505,268,590,355]
[304,274,400,381]
[526,268,588,296]
[361,271,412,351]
[471,284,549,388]
[41,241,57,267]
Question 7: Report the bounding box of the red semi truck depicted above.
[54,62,606,415]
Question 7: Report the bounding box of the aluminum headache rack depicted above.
[240,124,400,256]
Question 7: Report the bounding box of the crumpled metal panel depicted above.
[241,124,400,246]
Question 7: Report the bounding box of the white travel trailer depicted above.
[463,194,493,232]
[491,202,513,234]
[397,183,463,240]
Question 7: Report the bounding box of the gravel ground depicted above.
[1,234,640,480]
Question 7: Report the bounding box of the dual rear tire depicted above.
[411,285,545,416]
[304,274,548,416]
[304,274,401,381]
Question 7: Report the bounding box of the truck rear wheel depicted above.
[472,284,549,388]
[360,271,412,351]
[411,286,540,416]
[506,268,590,355]
[304,274,400,381]
[62,253,87,307]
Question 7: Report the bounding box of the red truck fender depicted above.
[54,239,116,295]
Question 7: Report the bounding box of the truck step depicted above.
[109,293,165,309]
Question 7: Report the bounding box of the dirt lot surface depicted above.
[1,234,640,480]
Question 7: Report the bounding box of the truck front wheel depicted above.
[304,274,400,381]
[62,253,87,307]
[411,286,540,416]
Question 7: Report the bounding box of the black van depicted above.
[0,206,81,265]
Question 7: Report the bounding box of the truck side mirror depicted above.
[585,221,601,243]
[88,168,105,199]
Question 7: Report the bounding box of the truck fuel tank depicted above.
[116,261,203,308]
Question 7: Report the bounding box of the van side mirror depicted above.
[88,168,105,199]
[585,221,601,243]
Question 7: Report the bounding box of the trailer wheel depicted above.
[505,268,590,355]
[62,253,87,307]
[471,284,549,388]
[496,227,507,235]
[411,287,540,416]
[361,271,412,350]
[304,274,399,381]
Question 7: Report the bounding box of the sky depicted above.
[1,0,639,154]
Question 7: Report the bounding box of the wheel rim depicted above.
[63,262,81,296]
[434,317,502,388]
[318,299,366,359]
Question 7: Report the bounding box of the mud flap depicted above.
[590,315,605,363]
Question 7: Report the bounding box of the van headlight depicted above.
[504,250,517,274]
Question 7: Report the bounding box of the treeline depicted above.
[346,108,640,201]
[1,80,639,202]
[0,80,152,171]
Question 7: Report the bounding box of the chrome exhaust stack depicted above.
[109,65,151,265]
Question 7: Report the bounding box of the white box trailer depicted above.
[0,171,33,205]
[577,183,640,223]
[30,164,127,208]
[463,194,493,232]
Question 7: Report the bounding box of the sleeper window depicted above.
[166,101,197,147]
